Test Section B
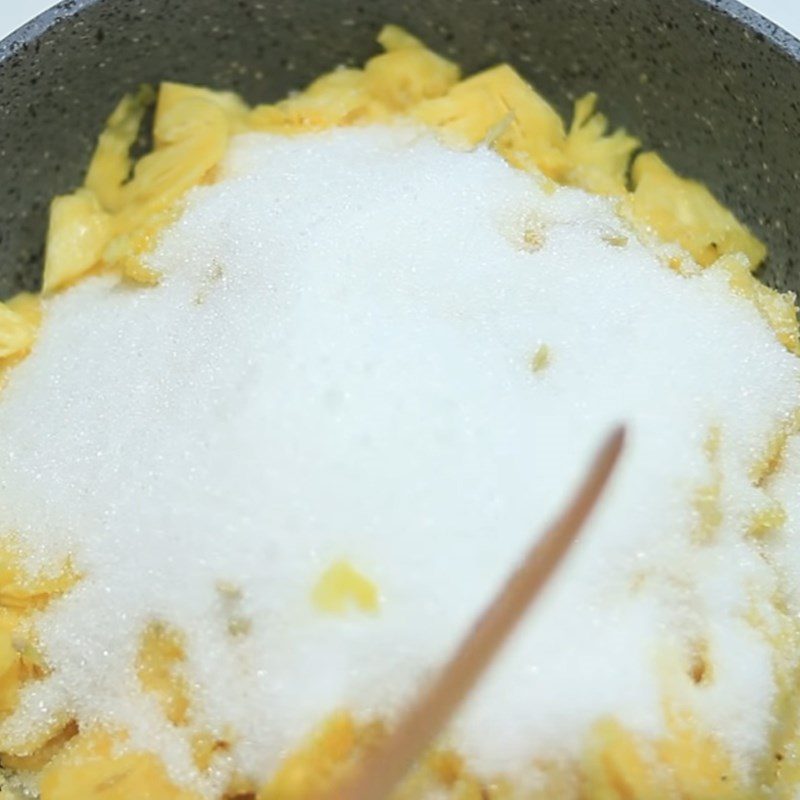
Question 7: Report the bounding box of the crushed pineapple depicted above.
[0,20,793,800]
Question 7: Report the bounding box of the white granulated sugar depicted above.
[0,126,797,794]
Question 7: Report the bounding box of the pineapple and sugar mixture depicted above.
[0,25,796,800]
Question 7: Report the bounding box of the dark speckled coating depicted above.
[0,0,798,295]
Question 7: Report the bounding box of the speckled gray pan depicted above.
[0,0,798,297]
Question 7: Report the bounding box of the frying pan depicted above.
[0,1,797,797]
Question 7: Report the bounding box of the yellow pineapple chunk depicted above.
[563,93,639,196]
[5,291,42,330]
[102,204,177,285]
[750,408,800,485]
[115,97,228,234]
[691,427,722,544]
[0,300,37,360]
[43,189,113,294]
[364,25,460,112]
[1,721,78,772]
[0,292,42,385]
[84,85,155,212]
[0,612,45,718]
[250,26,455,132]
[749,502,787,537]
[250,68,386,133]
[258,711,372,800]
[584,712,745,800]
[714,254,799,354]
[116,256,161,286]
[287,68,382,125]
[40,730,201,800]
[692,482,722,544]
[657,709,744,800]
[0,540,78,612]
[155,82,250,144]
[413,65,568,179]
[136,621,191,727]
[190,730,232,773]
[628,152,767,269]
[377,24,427,52]
[531,343,551,372]
[0,542,76,724]
[0,626,23,715]
[583,719,669,800]
[313,561,379,615]
[0,707,77,769]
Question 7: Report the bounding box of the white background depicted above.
[0,1,799,41]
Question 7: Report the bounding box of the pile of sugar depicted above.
[0,126,798,795]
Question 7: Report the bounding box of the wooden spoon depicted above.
[324,425,626,800]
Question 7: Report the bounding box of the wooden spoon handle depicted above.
[327,425,626,800]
